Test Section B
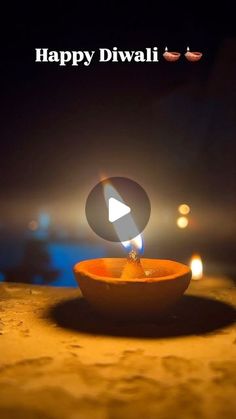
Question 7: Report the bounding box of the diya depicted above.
[163,47,181,62]
[74,250,191,320]
[185,47,203,62]
[74,179,191,320]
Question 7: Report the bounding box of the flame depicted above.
[122,234,143,252]
[103,179,143,253]
[190,254,203,280]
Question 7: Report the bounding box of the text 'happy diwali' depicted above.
[35,47,159,67]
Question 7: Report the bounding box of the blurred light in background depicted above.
[176,216,189,229]
[47,243,106,286]
[39,213,51,230]
[28,220,38,231]
[190,254,203,280]
[178,204,190,215]
[27,212,51,240]
[0,272,5,281]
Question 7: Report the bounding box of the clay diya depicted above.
[163,47,181,62]
[74,252,191,320]
[185,47,202,62]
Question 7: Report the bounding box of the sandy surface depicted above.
[0,277,235,419]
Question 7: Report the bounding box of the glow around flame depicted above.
[122,234,143,252]
[103,180,143,253]
[190,254,203,280]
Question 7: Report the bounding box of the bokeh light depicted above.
[28,220,38,231]
[178,204,190,215]
[176,216,189,229]
[0,272,5,281]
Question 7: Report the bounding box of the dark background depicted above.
[0,4,235,286]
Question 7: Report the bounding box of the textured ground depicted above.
[0,277,235,419]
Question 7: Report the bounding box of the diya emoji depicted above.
[163,47,181,62]
[185,47,203,62]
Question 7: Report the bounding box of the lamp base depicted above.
[74,258,191,320]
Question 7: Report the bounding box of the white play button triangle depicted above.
[108,197,131,223]
[86,177,151,241]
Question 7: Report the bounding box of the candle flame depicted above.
[190,254,203,280]
[103,179,143,253]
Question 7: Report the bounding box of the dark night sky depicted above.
[1,4,235,212]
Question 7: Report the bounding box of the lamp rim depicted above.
[74,258,191,284]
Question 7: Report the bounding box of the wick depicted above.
[121,248,145,279]
[128,249,140,262]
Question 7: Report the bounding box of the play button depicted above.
[85,177,151,242]
[108,198,131,223]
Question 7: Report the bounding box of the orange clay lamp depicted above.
[74,180,191,320]
[74,240,191,320]
[163,47,181,62]
[185,46,203,62]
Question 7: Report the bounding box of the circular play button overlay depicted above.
[85,177,151,242]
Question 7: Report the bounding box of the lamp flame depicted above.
[122,234,143,252]
[103,180,143,253]
[190,254,203,280]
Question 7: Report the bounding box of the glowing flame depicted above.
[190,254,203,280]
[122,234,143,252]
[103,180,143,253]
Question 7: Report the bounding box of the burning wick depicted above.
[103,178,146,280]
[121,248,145,279]
[103,180,149,279]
